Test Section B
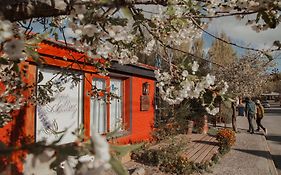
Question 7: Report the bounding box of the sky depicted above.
[204,15,281,70]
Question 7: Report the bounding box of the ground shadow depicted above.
[234,148,271,160]
[271,155,281,171]
[236,128,265,136]
[236,128,249,133]
[234,148,281,172]
[192,140,218,146]
[233,148,281,170]
[266,135,281,145]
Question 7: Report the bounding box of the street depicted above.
[263,102,281,175]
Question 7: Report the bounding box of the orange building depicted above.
[0,39,156,173]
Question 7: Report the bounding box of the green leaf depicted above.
[12,63,20,73]
[51,133,65,145]
[53,32,59,41]
[100,0,111,3]
[49,22,57,27]
[109,18,128,26]
[0,141,7,150]
[261,11,277,28]
[111,143,143,158]
[0,57,9,64]
[25,46,40,60]
[110,156,129,175]
[166,6,175,16]
[121,7,133,19]
[148,21,157,28]
[134,13,145,21]
[273,40,281,48]
[50,155,66,170]
[264,52,273,61]
[58,146,80,156]
[256,12,262,23]
[26,33,49,45]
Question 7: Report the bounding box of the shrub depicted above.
[152,118,182,141]
[216,128,236,155]
[133,148,194,174]
[132,140,197,174]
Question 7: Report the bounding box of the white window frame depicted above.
[35,67,83,145]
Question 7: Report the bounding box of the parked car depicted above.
[261,101,270,108]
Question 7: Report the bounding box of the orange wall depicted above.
[115,77,155,144]
[0,63,36,173]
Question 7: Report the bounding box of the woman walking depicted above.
[255,100,267,135]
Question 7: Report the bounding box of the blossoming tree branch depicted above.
[0,0,280,174]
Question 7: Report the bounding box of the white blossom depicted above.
[182,70,189,77]
[180,79,194,91]
[3,39,25,60]
[68,21,78,30]
[55,1,67,10]
[205,74,216,86]
[206,107,220,115]
[74,28,83,36]
[86,132,111,173]
[192,61,199,74]
[143,39,156,55]
[96,43,113,59]
[83,24,99,37]
[0,20,13,43]
[219,81,229,95]
[24,149,56,175]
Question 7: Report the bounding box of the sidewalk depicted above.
[203,116,278,175]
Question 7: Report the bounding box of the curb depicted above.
[262,135,278,175]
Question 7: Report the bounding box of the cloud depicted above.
[206,16,281,69]
[207,16,281,50]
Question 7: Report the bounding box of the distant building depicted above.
[261,92,280,101]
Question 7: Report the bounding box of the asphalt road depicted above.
[263,103,281,175]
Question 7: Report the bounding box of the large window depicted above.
[36,68,83,144]
[90,77,125,134]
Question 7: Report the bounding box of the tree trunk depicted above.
[232,102,237,132]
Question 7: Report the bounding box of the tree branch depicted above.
[0,0,170,21]
[0,0,74,21]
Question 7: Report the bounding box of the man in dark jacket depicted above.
[245,97,256,134]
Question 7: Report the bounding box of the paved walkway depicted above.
[263,103,281,174]
[203,116,278,175]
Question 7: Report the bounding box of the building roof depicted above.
[39,39,156,79]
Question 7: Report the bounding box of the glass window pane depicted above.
[90,78,107,134]
[110,79,123,132]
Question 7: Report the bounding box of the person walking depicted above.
[255,100,267,135]
[245,97,256,134]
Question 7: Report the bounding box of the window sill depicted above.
[106,130,131,140]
